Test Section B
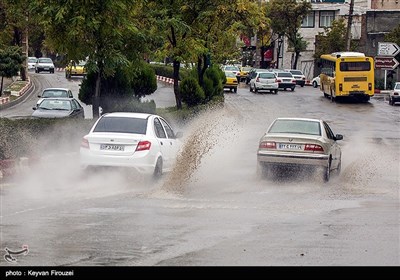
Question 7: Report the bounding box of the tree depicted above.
[32,0,146,118]
[0,45,25,96]
[266,0,311,69]
[314,19,347,59]
[146,0,265,109]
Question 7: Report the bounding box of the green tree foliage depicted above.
[79,61,157,113]
[180,77,205,107]
[202,65,224,102]
[146,0,265,109]
[314,19,347,59]
[0,45,25,96]
[131,63,157,98]
[266,0,311,69]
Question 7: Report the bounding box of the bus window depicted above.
[340,62,371,71]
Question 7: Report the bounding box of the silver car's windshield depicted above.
[290,70,303,75]
[395,84,400,89]
[94,117,148,134]
[269,120,321,136]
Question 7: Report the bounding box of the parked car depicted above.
[65,60,87,78]
[257,117,343,182]
[80,112,182,179]
[249,71,278,94]
[27,57,37,70]
[312,75,320,88]
[389,82,400,106]
[223,71,238,93]
[32,97,84,119]
[37,88,74,106]
[287,69,306,87]
[272,70,296,91]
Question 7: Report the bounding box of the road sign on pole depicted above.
[375,56,399,70]
[378,42,400,57]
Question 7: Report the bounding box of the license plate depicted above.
[44,68,49,70]
[278,144,302,150]
[283,79,290,82]
[100,144,124,151]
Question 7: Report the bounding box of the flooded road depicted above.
[1,80,399,266]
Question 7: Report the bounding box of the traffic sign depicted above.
[378,42,400,57]
[375,56,399,70]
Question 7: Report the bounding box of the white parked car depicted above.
[35,57,55,73]
[312,75,320,88]
[27,57,37,70]
[80,112,183,178]
[389,82,400,106]
[249,71,278,94]
[257,117,343,182]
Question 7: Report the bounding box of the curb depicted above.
[156,75,177,86]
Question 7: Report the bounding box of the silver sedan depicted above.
[257,117,343,182]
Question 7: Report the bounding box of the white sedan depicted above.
[80,112,182,178]
[257,117,343,182]
[312,75,320,88]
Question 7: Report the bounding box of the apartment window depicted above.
[301,12,315,28]
[319,11,335,28]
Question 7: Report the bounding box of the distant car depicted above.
[35,57,55,73]
[272,70,296,91]
[257,117,343,182]
[27,57,37,70]
[239,66,252,82]
[249,71,278,94]
[65,60,87,78]
[287,69,306,87]
[312,75,320,88]
[389,82,400,106]
[223,65,241,82]
[32,97,84,119]
[37,88,74,106]
[223,71,238,93]
[80,112,182,179]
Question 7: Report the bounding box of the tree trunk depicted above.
[0,76,3,96]
[173,60,182,109]
[293,51,300,69]
[197,56,203,87]
[92,71,101,118]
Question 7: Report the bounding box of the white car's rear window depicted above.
[94,117,148,134]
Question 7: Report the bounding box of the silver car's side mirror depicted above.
[335,134,343,141]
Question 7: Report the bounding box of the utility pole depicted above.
[346,0,355,51]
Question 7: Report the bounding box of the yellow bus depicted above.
[318,52,374,102]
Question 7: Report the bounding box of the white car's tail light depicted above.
[304,144,324,153]
[256,77,260,82]
[81,138,89,149]
[136,140,151,151]
[259,141,276,149]
[276,79,281,83]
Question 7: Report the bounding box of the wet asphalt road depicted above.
[0,73,399,266]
